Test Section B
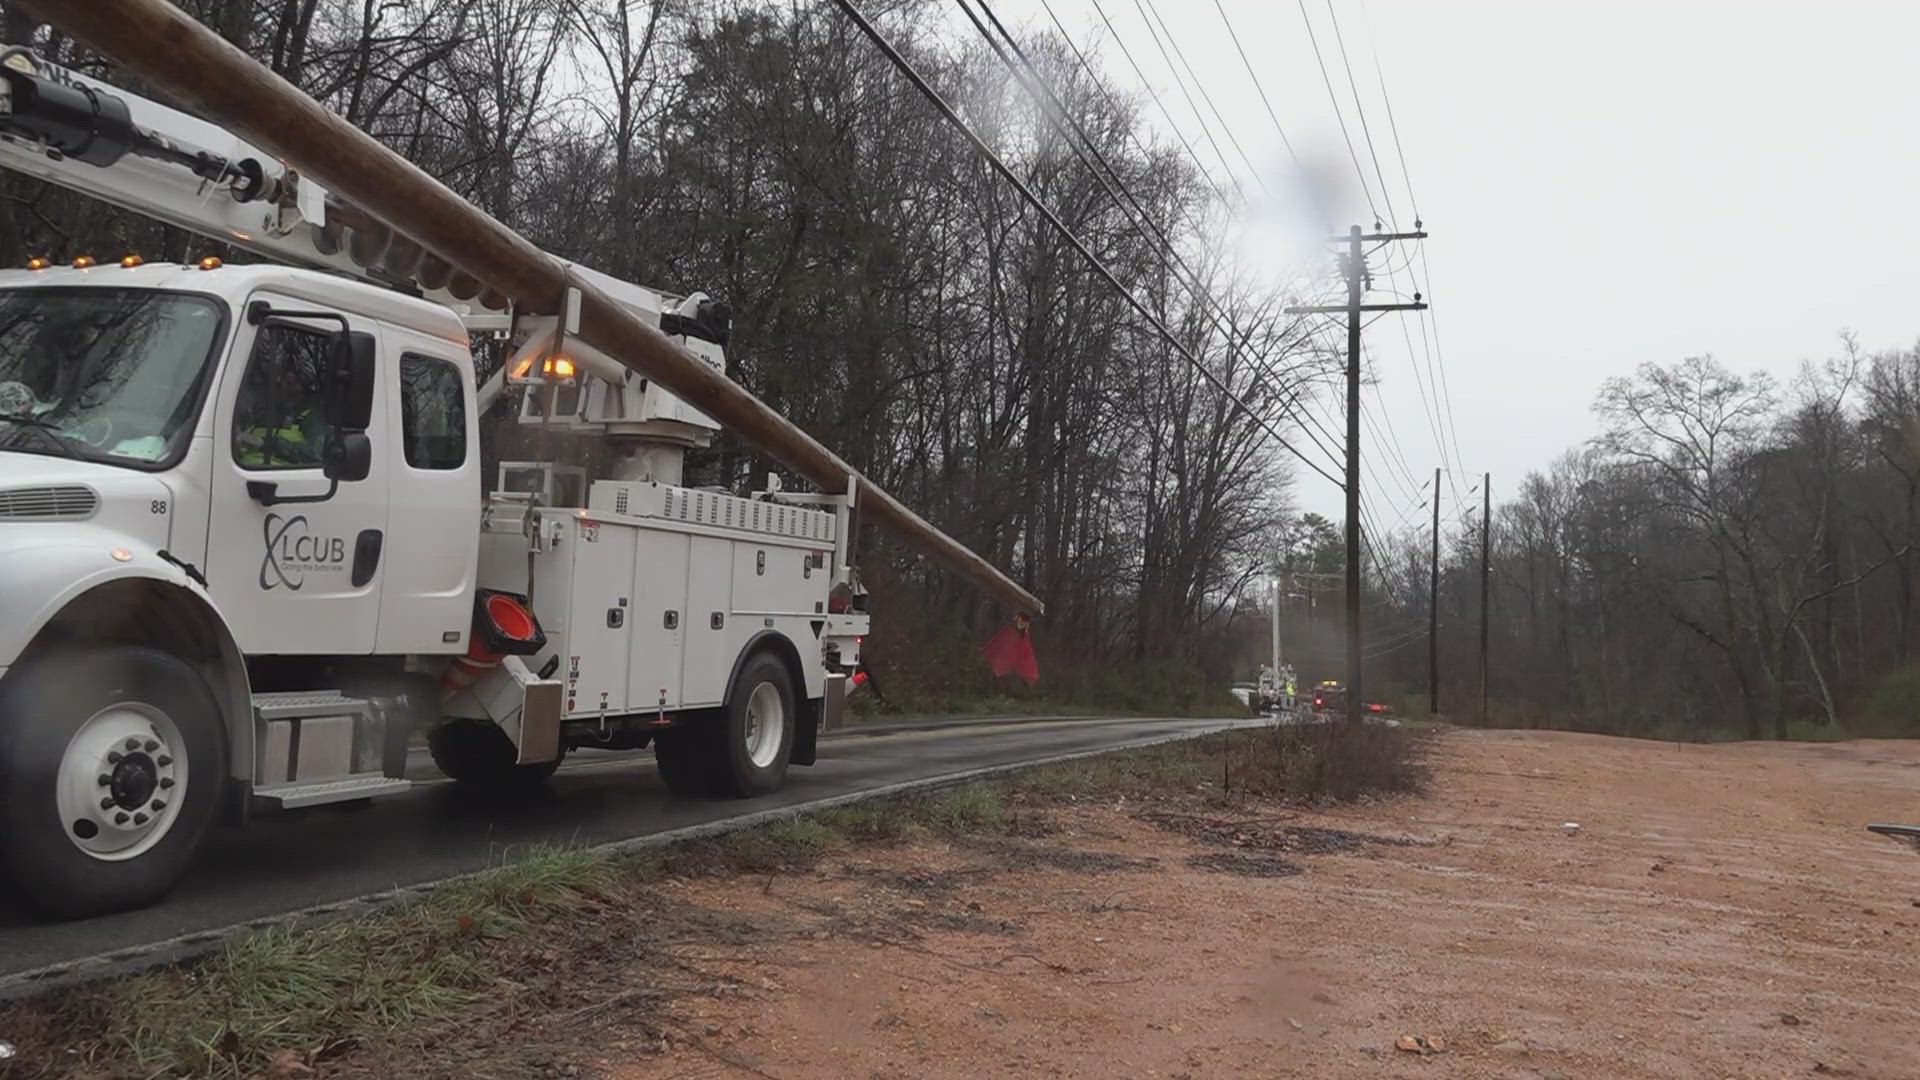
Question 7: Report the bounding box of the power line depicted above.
[1134,0,1264,187]
[1323,0,1398,227]
[964,0,1347,486]
[1358,0,1420,222]
[1211,0,1296,164]
[1295,0,1379,223]
[1083,0,1238,205]
[836,0,1344,489]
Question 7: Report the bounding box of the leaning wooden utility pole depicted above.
[1287,225,1426,725]
[18,0,1041,619]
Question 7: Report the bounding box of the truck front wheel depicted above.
[0,648,227,920]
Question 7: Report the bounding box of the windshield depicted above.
[0,287,226,467]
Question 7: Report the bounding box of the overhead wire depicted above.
[962,0,1346,485]
[1358,0,1419,222]
[1133,0,1265,187]
[834,0,1345,489]
[1294,0,1378,223]
[1211,0,1296,164]
[1323,0,1398,227]
[1082,0,1238,206]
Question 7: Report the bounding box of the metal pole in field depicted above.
[1430,466,1441,716]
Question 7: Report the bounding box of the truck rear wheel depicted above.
[0,648,227,920]
[653,651,796,799]
[426,721,563,787]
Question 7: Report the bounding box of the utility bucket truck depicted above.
[0,18,1034,921]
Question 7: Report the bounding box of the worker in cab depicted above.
[235,361,325,468]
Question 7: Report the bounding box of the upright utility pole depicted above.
[1287,225,1427,725]
[1479,471,1491,724]
[1342,226,1364,726]
[1270,574,1282,674]
[1429,466,1441,715]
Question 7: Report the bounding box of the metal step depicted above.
[252,689,371,721]
[256,774,411,809]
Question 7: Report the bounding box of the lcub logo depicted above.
[260,512,347,591]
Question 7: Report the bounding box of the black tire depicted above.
[0,648,227,920]
[715,652,797,798]
[652,723,720,798]
[427,721,563,786]
[654,651,798,800]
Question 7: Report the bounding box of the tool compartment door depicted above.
[627,529,690,711]
[679,536,736,708]
[561,518,634,717]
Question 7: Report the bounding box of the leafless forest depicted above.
[5,0,1916,736]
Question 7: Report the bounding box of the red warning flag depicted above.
[982,614,1039,686]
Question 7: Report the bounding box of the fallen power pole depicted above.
[1287,226,1427,725]
[17,0,1043,619]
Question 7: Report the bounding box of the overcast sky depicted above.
[974,0,1920,529]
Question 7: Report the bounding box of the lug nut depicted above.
[108,750,123,764]
[133,813,149,825]
[144,740,160,752]
[114,812,130,825]
[160,777,175,789]
[151,800,166,812]
[100,797,115,810]
[125,737,140,751]
[98,773,111,786]
[156,755,173,767]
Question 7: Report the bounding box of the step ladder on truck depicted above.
[0,21,1040,920]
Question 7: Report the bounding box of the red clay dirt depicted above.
[595,730,1920,1079]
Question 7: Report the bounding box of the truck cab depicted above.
[0,258,862,919]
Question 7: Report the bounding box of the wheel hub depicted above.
[108,752,160,809]
[743,681,786,769]
[58,704,186,860]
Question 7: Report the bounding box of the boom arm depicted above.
[7,0,1044,618]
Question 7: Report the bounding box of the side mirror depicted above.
[325,330,376,431]
[325,430,372,483]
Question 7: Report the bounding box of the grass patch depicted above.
[99,843,617,1078]
[917,784,1005,835]
[1012,721,1432,806]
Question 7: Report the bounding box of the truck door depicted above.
[205,298,390,653]
[373,340,481,654]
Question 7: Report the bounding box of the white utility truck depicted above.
[0,49,869,918]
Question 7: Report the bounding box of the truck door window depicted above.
[232,321,333,470]
[399,353,465,469]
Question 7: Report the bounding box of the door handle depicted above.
[351,529,383,586]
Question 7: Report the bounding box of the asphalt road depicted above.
[0,716,1237,987]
